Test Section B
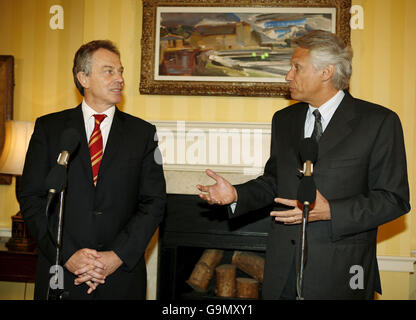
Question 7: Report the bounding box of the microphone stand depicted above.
[296,201,310,300]
[296,167,316,300]
[296,138,318,300]
[46,154,70,300]
[47,189,69,300]
[47,188,69,300]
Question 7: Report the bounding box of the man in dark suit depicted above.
[197,30,410,299]
[20,40,166,299]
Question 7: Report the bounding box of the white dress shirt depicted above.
[81,100,116,152]
[304,90,345,138]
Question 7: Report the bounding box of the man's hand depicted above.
[271,190,331,224]
[197,169,238,205]
[65,248,107,294]
[95,251,123,278]
[65,248,106,281]
[73,250,122,289]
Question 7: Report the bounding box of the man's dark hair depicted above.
[72,40,120,96]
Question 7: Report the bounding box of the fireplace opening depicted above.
[187,247,265,300]
[157,194,271,300]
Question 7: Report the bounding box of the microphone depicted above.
[57,128,80,165]
[297,138,318,205]
[55,128,80,167]
[299,137,318,178]
[44,129,80,301]
[296,138,318,300]
[297,176,316,205]
[45,128,80,203]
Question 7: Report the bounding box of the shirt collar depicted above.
[81,100,116,124]
[308,90,345,123]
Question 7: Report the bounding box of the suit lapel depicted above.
[290,103,309,168]
[65,105,94,185]
[292,103,308,143]
[317,92,358,160]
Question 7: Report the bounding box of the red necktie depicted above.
[89,114,107,186]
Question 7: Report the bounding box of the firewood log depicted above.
[198,249,224,269]
[186,249,224,292]
[236,277,259,299]
[232,251,264,282]
[215,264,236,297]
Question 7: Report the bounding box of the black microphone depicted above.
[45,128,80,205]
[56,128,81,167]
[299,137,318,178]
[297,176,316,205]
[297,138,318,205]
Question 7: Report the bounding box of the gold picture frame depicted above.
[140,0,351,97]
[0,55,14,185]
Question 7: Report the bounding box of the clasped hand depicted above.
[64,248,122,294]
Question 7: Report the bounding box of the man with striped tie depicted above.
[197,30,410,299]
[20,40,166,299]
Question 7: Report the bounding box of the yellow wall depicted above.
[0,0,415,299]
[351,0,416,260]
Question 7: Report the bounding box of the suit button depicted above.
[93,211,103,216]
[97,244,104,250]
[291,240,296,245]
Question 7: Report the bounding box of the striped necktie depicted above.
[89,114,107,186]
[311,109,323,142]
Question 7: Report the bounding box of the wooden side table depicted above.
[0,237,37,283]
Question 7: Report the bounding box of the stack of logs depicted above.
[186,249,264,299]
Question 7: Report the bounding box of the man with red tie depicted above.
[20,40,166,299]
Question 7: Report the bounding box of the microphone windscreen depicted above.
[59,128,80,154]
[299,138,318,163]
[45,164,67,193]
[297,176,316,204]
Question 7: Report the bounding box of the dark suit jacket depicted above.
[233,92,410,299]
[20,105,166,300]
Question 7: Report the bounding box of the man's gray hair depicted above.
[292,30,353,90]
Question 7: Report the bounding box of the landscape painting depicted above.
[139,0,351,97]
[155,7,336,83]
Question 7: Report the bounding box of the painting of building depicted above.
[155,8,336,82]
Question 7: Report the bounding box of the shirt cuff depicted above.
[229,202,237,214]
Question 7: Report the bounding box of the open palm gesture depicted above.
[197,169,238,205]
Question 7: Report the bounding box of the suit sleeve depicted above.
[19,118,77,264]
[110,125,166,271]
[231,112,278,218]
[329,111,410,241]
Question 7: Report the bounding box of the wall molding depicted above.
[0,228,11,238]
[377,255,416,273]
[151,120,271,174]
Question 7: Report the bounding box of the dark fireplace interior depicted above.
[157,194,272,300]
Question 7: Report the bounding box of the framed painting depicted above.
[0,55,14,184]
[140,0,351,97]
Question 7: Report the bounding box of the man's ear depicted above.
[77,71,89,89]
[321,64,335,82]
